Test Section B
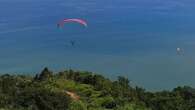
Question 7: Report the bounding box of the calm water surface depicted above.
[0,0,195,90]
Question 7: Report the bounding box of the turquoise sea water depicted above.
[1,0,195,90]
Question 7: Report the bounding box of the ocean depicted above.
[0,0,195,90]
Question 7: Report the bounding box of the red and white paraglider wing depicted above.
[58,19,88,27]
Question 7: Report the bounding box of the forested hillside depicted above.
[0,68,195,110]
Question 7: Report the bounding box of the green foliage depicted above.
[68,101,87,110]
[116,103,151,110]
[35,67,53,80]
[0,68,195,110]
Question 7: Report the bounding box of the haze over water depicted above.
[1,0,195,90]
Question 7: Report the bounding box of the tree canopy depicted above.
[0,68,194,110]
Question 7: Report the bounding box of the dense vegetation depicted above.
[0,68,195,110]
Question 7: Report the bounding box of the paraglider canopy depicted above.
[176,47,184,55]
[57,18,88,28]
[176,48,181,52]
